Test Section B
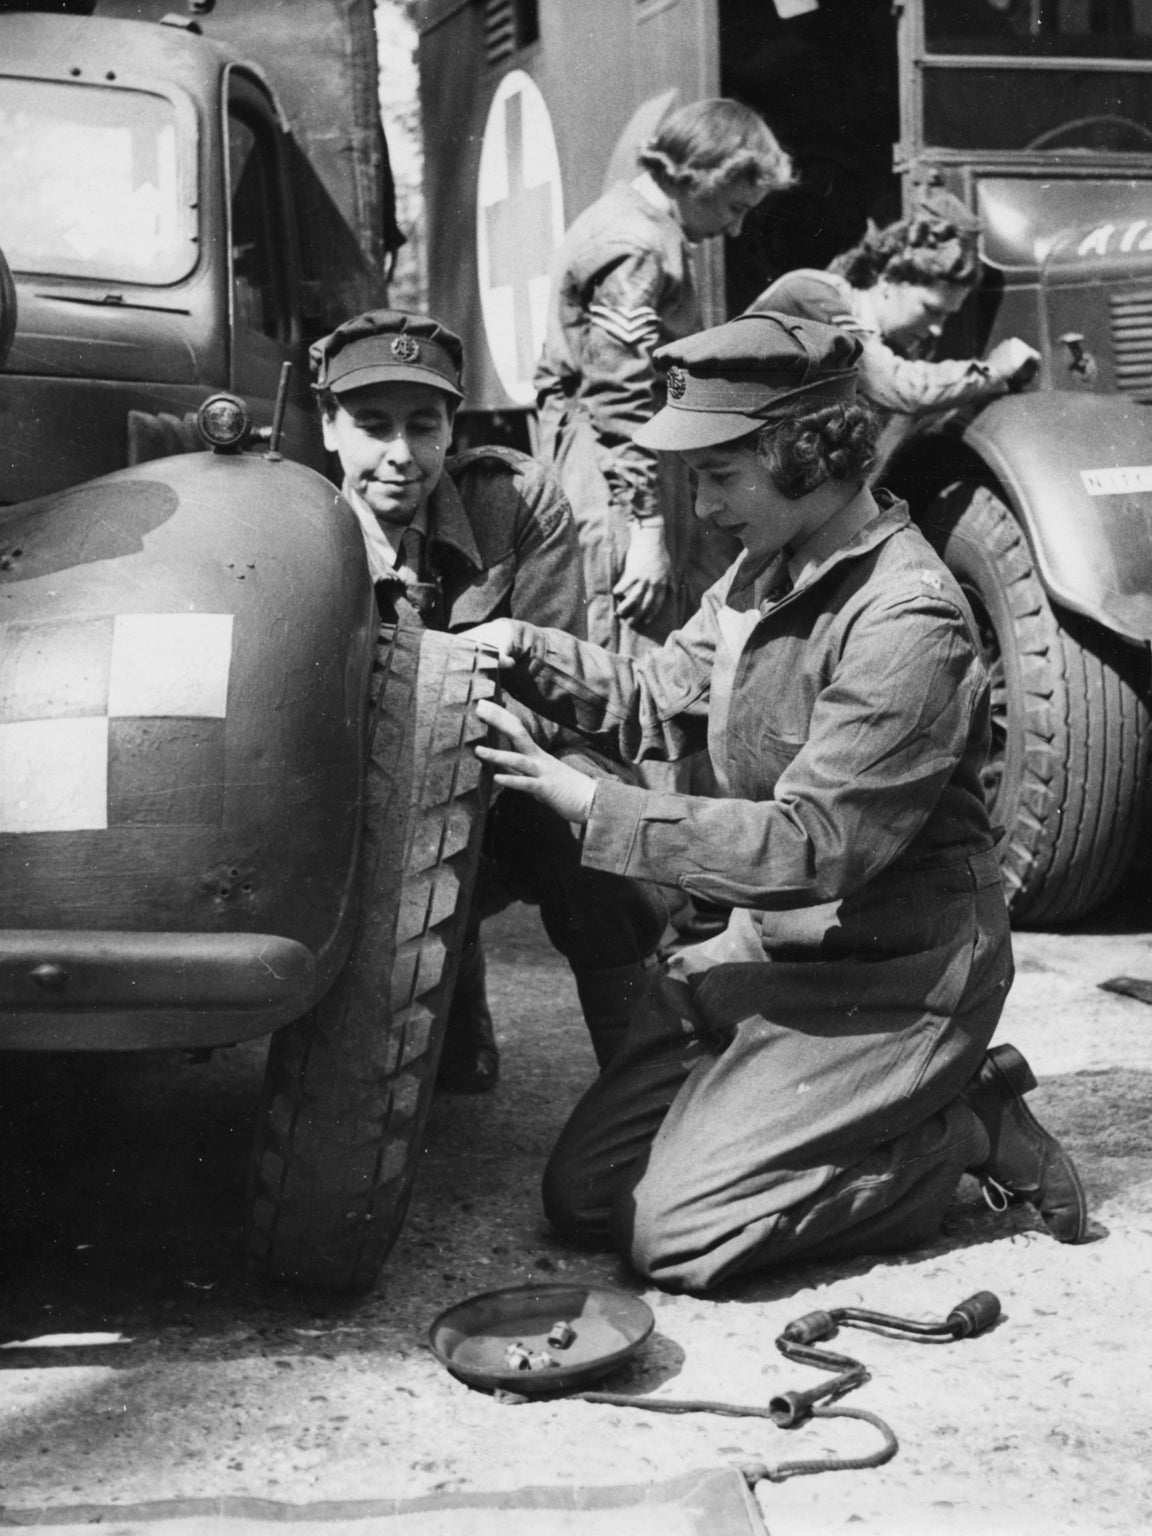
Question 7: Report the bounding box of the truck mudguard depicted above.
[0,452,377,1047]
[962,391,1152,646]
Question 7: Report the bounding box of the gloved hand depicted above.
[614,520,673,625]
[987,337,1041,391]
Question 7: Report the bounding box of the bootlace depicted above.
[980,1175,1013,1213]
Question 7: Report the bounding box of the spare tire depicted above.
[923,481,1151,927]
[246,619,496,1291]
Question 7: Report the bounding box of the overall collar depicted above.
[730,486,908,609]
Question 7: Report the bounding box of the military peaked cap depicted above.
[634,311,862,451]
[310,309,465,401]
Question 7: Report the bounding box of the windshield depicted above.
[0,78,190,285]
[926,0,1152,60]
[922,1,1152,154]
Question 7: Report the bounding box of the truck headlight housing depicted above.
[196,393,251,452]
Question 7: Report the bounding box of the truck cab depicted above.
[0,4,393,501]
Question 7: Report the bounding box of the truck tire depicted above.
[923,482,1150,927]
[246,620,496,1291]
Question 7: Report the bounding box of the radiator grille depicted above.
[1110,286,1152,402]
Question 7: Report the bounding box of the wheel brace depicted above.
[564,1289,1003,1485]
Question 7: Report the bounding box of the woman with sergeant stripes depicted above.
[534,98,793,657]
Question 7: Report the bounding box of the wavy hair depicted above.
[638,98,794,198]
[829,190,983,289]
[751,401,878,500]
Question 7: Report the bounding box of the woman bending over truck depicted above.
[752,187,1040,475]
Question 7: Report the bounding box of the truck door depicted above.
[224,72,321,467]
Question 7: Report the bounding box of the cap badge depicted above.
[667,366,687,401]
[391,334,420,363]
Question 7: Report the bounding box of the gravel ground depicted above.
[2,881,1151,1535]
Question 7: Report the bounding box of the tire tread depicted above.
[246,623,496,1290]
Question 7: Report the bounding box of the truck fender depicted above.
[961,391,1152,645]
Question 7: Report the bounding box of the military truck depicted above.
[0,0,496,1293]
[417,0,1152,927]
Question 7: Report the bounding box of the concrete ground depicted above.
[2,875,1152,1535]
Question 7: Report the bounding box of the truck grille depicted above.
[1110,287,1152,402]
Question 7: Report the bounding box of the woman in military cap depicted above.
[467,310,1086,1291]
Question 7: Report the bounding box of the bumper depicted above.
[0,930,316,1050]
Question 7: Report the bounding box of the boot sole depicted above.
[985,1045,1089,1243]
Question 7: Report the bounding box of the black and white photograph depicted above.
[1,3,1150,1532]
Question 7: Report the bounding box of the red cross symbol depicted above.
[483,88,557,382]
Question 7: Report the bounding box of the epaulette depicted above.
[447,445,536,477]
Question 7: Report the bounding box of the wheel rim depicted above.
[960,580,1009,812]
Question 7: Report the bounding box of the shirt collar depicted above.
[342,477,422,582]
[786,483,883,589]
[342,465,482,580]
[631,171,679,226]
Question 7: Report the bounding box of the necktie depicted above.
[397,526,424,584]
[396,527,440,619]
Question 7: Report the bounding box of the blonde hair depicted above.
[639,98,794,198]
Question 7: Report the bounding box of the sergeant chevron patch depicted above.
[0,613,234,833]
[588,301,661,349]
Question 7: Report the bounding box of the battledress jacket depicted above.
[753,269,1009,469]
[389,445,584,637]
[500,491,1009,1002]
[534,180,731,648]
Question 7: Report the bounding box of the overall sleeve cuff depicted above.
[580,778,648,874]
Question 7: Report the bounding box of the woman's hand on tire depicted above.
[464,618,528,667]
[475,699,597,825]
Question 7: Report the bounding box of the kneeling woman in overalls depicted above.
[468,311,1087,1293]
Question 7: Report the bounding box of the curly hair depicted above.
[829,189,983,289]
[638,98,794,198]
[752,402,878,500]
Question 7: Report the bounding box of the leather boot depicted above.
[436,935,499,1094]
[573,956,659,1071]
[961,1043,1089,1243]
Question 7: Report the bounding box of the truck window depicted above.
[926,0,1152,57]
[922,0,1152,153]
[0,78,188,285]
[227,106,289,342]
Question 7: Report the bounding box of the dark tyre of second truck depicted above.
[923,482,1151,927]
[246,620,496,1291]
